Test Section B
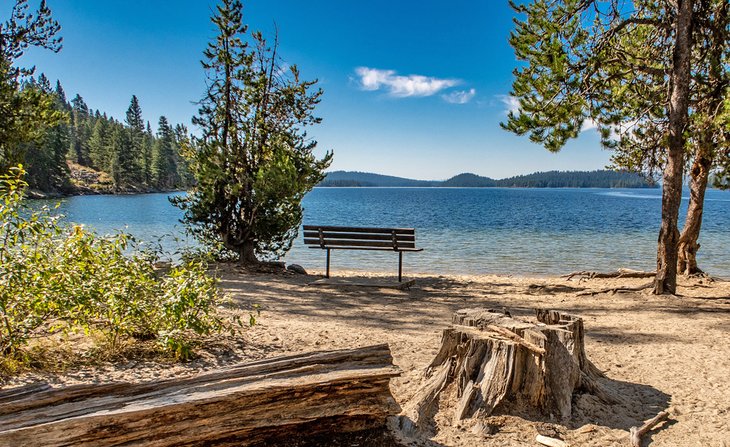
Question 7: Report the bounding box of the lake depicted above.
[34,187,730,277]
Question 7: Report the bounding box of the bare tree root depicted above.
[629,410,670,447]
[576,282,654,296]
[563,268,656,281]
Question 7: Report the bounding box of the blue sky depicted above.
[17,0,611,180]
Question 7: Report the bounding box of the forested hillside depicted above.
[320,171,438,187]
[319,170,654,188]
[493,170,653,188]
[21,74,193,195]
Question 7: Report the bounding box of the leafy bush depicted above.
[0,166,238,362]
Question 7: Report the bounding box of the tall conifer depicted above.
[174,0,332,264]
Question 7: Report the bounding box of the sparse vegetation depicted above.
[0,166,240,376]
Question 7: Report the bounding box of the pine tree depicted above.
[109,123,134,189]
[151,116,177,189]
[69,94,90,165]
[54,80,68,108]
[173,0,332,264]
[142,121,154,186]
[0,0,63,173]
[503,0,696,294]
[22,74,70,191]
[123,95,144,183]
[88,117,111,170]
[173,123,195,187]
[675,0,729,275]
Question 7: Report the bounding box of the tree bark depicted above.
[654,0,694,295]
[0,345,400,447]
[677,0,728,277]
[239,239,259,265]
[677,146,712,275]
[399,308,614,434]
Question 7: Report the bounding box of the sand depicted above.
[5,267,730,446]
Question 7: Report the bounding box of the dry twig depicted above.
[629,410,670,447]
[576,282,654,296]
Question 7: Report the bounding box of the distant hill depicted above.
[442,173,496,187]
[319,170,655,188]
[319,171,438,187]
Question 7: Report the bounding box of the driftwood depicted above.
[563,268,656,281]
[400,308,615,434]
[576,282,654,296]
[536,434,569,447]
[0,344,400,447]
[629,410,670,447]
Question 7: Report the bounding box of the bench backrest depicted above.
[303,225,416,250]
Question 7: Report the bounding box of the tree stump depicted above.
[400,308,615,432]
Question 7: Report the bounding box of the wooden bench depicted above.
[303,225,423,282]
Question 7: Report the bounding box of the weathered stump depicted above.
[400,308,615,432]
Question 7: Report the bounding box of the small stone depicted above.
[287,264,307,275]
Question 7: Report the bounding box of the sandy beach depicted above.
[6,268,730,446]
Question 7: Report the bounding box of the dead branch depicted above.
[576,282,654,296]
[629,410,670,447]
[563,269,656,281]
[485,324,546,355]
[536,434,569,447]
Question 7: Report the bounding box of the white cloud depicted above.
[442,88,476,104]
[500,94,600,132]
[581,118,598,131]
[354,67,460,98]
[500,95,521,115]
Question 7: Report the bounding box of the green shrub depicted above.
[0,166,238,362]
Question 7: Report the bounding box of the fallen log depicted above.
[400,308,615,433]
[0,344,400,447]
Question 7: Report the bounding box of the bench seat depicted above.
[303,225,423,281]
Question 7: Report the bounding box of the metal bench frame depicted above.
[303,225,423,282]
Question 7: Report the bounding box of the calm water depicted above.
[33,187,730,277]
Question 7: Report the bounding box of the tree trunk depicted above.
[239,239,259,265]
[654,0,694,295]
[399,308,615,434]
[0,345,400,447]
[677,0,727,277]
[677,147,712,275]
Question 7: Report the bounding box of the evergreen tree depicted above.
[0,0,63,173]
[173,0,332,264]
[674,0,729,275]
[504,0,696,294]
[69,94,90,165]
[142,121,154,185]
[109,123,134,189]
[54,79,68,108]
[123,95,144,183]
[88,116,111,170]
[173,123,195,186]
[22,74,70,191]
[152,116,177,189]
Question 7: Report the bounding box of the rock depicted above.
[287,264,307,275]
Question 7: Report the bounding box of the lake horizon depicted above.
[32,186,730,278]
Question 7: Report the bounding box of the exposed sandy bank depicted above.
[5,268,730,446]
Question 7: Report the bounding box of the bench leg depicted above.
[398,251,403,282]
[326,248,331,278]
